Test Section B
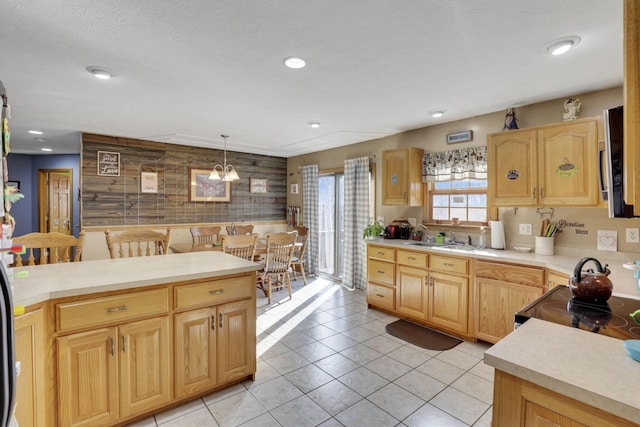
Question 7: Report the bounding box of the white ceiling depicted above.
[0,0,623,157]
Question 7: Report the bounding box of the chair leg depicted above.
[267,275,272,304]
[298,265,307,285]
[285,272,292,300]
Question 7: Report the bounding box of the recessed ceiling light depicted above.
[87,66,113,80]
[283,57,306,69]
[28,130,43,135]
[545,36,581,56]
[41,147,52,152]
[34,137,47,142]
[308,121,321,128]
[430,110,445,118]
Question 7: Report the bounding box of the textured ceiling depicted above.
[0,0,624,157]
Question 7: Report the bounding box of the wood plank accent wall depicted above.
[82,133,287,226]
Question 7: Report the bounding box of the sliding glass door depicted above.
[318,173,344,280]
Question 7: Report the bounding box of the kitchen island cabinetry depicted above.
[13,308,47,427]
[488,118,599,207]
[473,261,545,343]
[382,147,424,206]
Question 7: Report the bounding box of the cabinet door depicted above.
[383,148,409,205]
[488,129,538,206]
[217,299,255,383]
[14,309,46,427]
[547,270,569,292]
[473,277,543,343]
[397,265,428,319]
[58,328,119,427]
[119,317,171,419]
[428,271,468,334]
[537,120,598,206]
[174,307,217,398]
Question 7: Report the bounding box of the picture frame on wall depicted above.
[140,172,158,193]
[290,183,299,194]
[189,168,231,202]
[6,181,19,191]
[250,178,268,193]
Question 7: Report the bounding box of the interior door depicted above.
[49,173,71,234]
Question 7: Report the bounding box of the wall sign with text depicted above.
[97,151,120,176]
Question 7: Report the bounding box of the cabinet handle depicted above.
[532,187,536,198]
[106,305,128,313]
[122,336,126,353]
[110,337,114,356]
[444,263,454,267]
[376,251,385,256]
[425,276,429,285]
[211,315,215,331]
[540,187,543,199]
[376,293,384,298]
[408,257,416,261]
[377,270,385,274]
[430,277,434,286]
[219,313,223,329]
[209,289,225,295]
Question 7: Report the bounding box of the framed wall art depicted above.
[290,183,299,194]
[140,172,158,193]
[189,168,231,202]
[97,151,120,176]
[250,178,267,193]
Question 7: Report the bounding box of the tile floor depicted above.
[126,277,494,427]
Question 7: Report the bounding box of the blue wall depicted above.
[7,154,81,237]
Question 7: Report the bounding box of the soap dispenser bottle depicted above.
[478,226,486,249]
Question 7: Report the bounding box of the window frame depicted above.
[424,178,488,226]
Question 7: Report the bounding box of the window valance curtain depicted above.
[422,146,487,182]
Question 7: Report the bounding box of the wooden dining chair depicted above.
[225,223,254,235]
[13,231,85,266]
[105,228,171,258]
[293,225,309,237]
[220,233,258,261]
[257,231,297,304]
[290,232,309,285]
[190,226,221,245]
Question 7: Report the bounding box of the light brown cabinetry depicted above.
[546,269,569,292]
[57,316,170,427]
[174,275,256,399]
[13,308,47,427]
[473,261,545,343]
[492,370,637,427]
[382,147,424,206]
[427,254,469,334]
[488,118,599,207]
[366,245,396,311]
[624,0,640,215]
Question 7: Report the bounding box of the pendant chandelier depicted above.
[209,134,240,181]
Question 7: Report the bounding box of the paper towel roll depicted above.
[490,220,506,249]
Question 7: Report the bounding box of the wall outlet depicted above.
[519,224,533,235]
[626,228,640,243]
[408,218,417,226]
[376,216,385,225]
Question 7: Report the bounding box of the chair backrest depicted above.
[190,226,221,244]
[220,233,258,261]
[105,228,171,258]
[292,232,308,261]
[13,231,85,266]
[225,224,254,235]
[293,226,309,237]
[263,231,297,273]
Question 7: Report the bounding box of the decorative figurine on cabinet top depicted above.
[563,97,581,121]
[503,107,519,130]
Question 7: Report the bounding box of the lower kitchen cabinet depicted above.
[546,269,570,291]
[57,316,170,427]
[474,261,545,343]
[492,370,637,427]
[13,308,47,427]
[397,265,428,319]
[428,271,468,334]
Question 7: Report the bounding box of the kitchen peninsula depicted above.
[11,252,260,427]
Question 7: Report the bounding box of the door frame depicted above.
[37,168,74,233]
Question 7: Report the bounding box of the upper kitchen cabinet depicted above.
[624,0,640,216]
[382,147,424,206]
[488,118,599,207]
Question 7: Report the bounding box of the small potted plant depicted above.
[363,218,384,240]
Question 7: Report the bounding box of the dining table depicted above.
[169,238,301,255]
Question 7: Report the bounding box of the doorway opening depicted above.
[37,169,73,234]
[318,173,344,280]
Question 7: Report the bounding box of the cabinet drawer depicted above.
[367,259,395,286]
[429,254,469,276]
[368,245,396,262]
[476,261,544,287]
[57,288,168,332]
[175,275,253,310]
[397,250,428,269]
[367,283,395,311]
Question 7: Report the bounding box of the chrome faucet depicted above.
[450,231,456,243]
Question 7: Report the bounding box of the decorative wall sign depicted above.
[556,158,579,177]
[597,230,617,251]
[250,178,267,193]
[506,168,520,180]
[189,168,231,202]
[446,130,473,144]
[290,183,299,194]
[97,151,120,176]
[140,172,158,193]
[6,180,19,191]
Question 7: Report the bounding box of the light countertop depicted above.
[10,252,261,307]
[367,239,640,298]
[484,318,640,424]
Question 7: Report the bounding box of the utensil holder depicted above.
[535,236,554,255]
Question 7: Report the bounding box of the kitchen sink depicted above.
[403,241,478,251]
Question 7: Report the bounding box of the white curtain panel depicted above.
[422,146,487,182]
[302,164,319,276]
[343,156,370,290]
